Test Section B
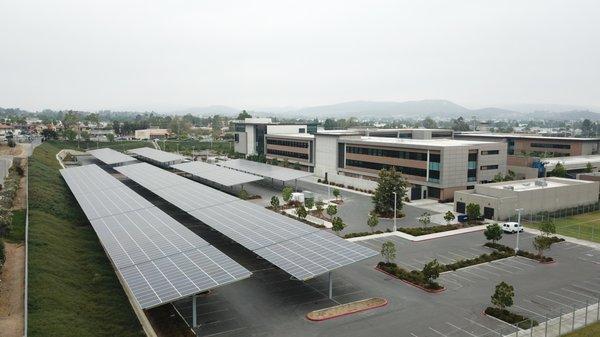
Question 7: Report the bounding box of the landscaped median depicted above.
[306,298,388,321]
[376,262,445,293]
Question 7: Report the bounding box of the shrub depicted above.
[377,262,443,291]
[343,230,385,239]
[397,224,459,236]
[0,239,5,266]
[516,250,554,263]
[484,307,538,329]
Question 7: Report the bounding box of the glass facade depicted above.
[346,146,428,161]
[345,159,427,177]
[266,149,308,159]
[266,138,309,148]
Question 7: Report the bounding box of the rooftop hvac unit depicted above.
[535,179,548,187]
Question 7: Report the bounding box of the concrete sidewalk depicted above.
[523,228,600,250]
[346,225,486,242]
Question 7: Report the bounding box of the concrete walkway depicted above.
[347,225,487,242]
[523,228,600,250]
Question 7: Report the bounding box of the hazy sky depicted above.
[1,0,599,112]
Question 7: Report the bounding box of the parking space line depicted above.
[413,257,433,265]
[428,327,448,336]
[439,276,462,287]
[410,333,419,337]
[397,260,421,270]
[447,272,475,283]
[471,265,501,277]
[457,249,480,256]
[493,260,524,271]
[583,280,600,288]
[464,317,497,333]
[469,247,489,254]
[510,257,538,267]
[446,322,478,337]
[514,304,546,319]
[447,251,470,259]
[561,287,599,300]
[484,263,514,274]
[548,291,586,304]
[573,283,600,295]
[536,295,573,309]
[459,269,489,280]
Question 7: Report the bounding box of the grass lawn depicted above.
[3,209,26,243]
[525,211,600,243]
[563,322,600,336]
[28,141,145,337]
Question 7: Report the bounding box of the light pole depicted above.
[393,191,397,232]
[515,208,523,251]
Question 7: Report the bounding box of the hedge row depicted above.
[316,179,374,194]
[377,262,443,291]
[484,241,559,263]
[343,230,390,239]
[397,224,460,236]
[485,307,538,329]
[439,250,514,272]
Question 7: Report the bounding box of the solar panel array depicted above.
[60,164,251,309]
[171,161,262,187]
[217,159,313,181]
[116,163,377,280]
[128,147,187,165]
[87,148,137,165]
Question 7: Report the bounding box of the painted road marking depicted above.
[561,288,599,300]
[446,322,478,337]
[428,326,448,336]
[548,291,586,304]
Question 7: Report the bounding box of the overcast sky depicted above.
[1,0,599,112]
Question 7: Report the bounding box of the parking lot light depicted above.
[393,192,397,232]
[515,208,524,252]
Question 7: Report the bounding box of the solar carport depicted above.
[60,164,251,327]
[115,162,377,298]
[128,147,187,167]
[217,159,312,190]
[87,148,137,166]
[171,161,262,188]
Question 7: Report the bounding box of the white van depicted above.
[502,222,523,233]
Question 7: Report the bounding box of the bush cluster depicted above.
[343,230,390,239]
[439,250,514,272]
[485,242,555,263]
[279,211,326,229]
[516,250,554,263]
[397,224,459,236]
[377,262,443,290]
[483,242,515,254]
[485,307,538,329]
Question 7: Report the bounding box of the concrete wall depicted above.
[440,147,469,188]
[476,142,508,182]
[234,132,248,154]
[267,125,307,134]
[324,173,379,191]
[245,125,255,155]
[314,135,340,178]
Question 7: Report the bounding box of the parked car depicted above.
[501,222,523,233]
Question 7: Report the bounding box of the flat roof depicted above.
[171,161,263,187]
[87,148,137,165]
[455,132,600,142]
[342,136,498,148]
[128,147,187,164]
[218,159,312,181]
[481,177,592,192]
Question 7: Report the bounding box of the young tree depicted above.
[372,168,408,216]
[304,197,314,209]
[238,188,249,200]
[484,224,503,244]
[549,162,566,177]
[270,195,280,210]
[282,158,290,168]
[532,235,553,257]
[64,129,77,141]
[491,281,514,310]
[422,259,441,284]
[293,162,301,170]
[539,219,556,237]
[418,212,431,227]
[367,213,379,233]
[315,200,325,217]
[585,162,594,173]
[444,211,455,225]
[326,204,337,219]
[380,241,396,264]
[295,205,308,219]
[331,216,346,236]
[282,186,294,203]
[332,188,341,200]
[466,203,481,223]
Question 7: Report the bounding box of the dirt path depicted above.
[0,242,25,337]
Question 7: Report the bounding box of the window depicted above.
[467,168,477,181]
[266,148,308,159]
[234,124,245,132]
[345,159,427,177]
[530,143,571,149]
[346,146,428,161]
[481,150,499,155]
[234,134,239,142]
[299,128,306,133]
[480,165,499,170]
[266,138,309,148]
[468,152,478,161]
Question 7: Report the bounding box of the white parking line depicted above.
[447,272,475,283]
[464,317,497,333]
[583,280,600,287]
[493,260,524,271]
[428,327,448,336]
[447,251,470,259]
[397,260,420,270]
[536,295,573,309]
[410,333,419,337]
[572,284,600,295]
[510,257,538,267]
[548,291,586,304]
[561,288,599,300]
[459,269,489,280]
[514,304,546,319]
[484,263,514,274]
[446,322,478,337]
[472,265,501,277]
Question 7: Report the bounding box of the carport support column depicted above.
[328,271,333,299]
[192,294,197,328]
[295,179,298,192]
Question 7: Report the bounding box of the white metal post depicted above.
[393,192,397,232]
[328,271,333,299]
[192,295,197,327]
[515,208,523,252]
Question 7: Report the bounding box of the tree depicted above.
[367,214,379,233]
[238,188,249,200]
[106,133,115,142]
[41,129,58,140]
[466,203,481,222]
[326,204,337,219]
[64,129,77,141]
[315,200,325,217]
[491,281,514,310]
[484,224,503,244]
[539,219,556,237]
[331,216,346,236]
[422,117,438,129]
[282,186,293,203]
[295,205,308,219]
[418,212,431,227]
[332,188,341,200]
[549,162,566,177]
[81,131,91,142]
[270,196,280,210]
[443,211,455,225]
[582,119,593,137]
[372,168,408,216]
[585,162,594,173]
[293,162,301,170]
[237,110,252,120]
[380,241,396,264]
[323,118,336,130]
[422,259,441,284]
[532,236,553,257]
[282,158,290,168]
[305,197,314,209]
[451,116,470,131]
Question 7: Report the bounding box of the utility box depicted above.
[291,192,304,203]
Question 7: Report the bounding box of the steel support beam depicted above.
[328,271,333,299]
[192,295,197,328]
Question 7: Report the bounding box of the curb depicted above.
[306,298,388,322]
[375,267,446,293]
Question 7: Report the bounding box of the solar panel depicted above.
[218,159,312,181]
[128,147,187,164]
[115,162,189,191]
[120,246,251,309]
[172,161,262,187]
[254,231,378,281]
[189,200,318,251]
[88,148,137,165]
[90,207,210,269]
[60,165,123,194]
[72,186,155,220]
